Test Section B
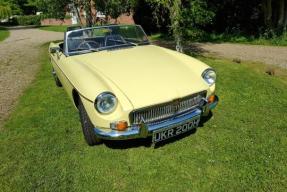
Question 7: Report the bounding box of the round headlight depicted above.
[202,69,216,86]
[95,92,117,114]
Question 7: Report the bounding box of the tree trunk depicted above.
[84,0,93,27]
[105,15,109,24]
[284,0,287,30]
[170,0,183,53]
[263,0,273,27]
[73,1,82,26]
[278,0,285,27]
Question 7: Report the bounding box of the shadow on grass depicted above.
[103,112,213,149]
[1,25,39,30]
[103,130,197,149]
[104,138,152,149]
[152,40,209,55]
[198,111,213,128]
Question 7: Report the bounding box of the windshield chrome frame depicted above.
[64,25,149,56]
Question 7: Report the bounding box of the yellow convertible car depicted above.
[49,25,218,146]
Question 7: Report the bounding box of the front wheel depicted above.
[52,69,62,87]
[78,98,102,146]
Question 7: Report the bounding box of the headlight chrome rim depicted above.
[95,92,117,114]
[202,68,216,86]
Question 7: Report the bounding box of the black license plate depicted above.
[152,118,200,143]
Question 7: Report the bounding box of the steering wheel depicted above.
[77,41,100,50]
[104,35,125,47]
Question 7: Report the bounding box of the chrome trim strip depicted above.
[93,108,202,140]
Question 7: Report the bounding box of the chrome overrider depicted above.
[93,96,219,140]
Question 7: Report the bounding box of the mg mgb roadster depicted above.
[49,25,218,146]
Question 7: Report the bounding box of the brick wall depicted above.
[41,19,72,26]
[109,14,134,24]
[41,14,134,26]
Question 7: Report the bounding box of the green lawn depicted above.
[150,33,287,46]
[202,33,287,46]
[1,44,287,191]
[0,27,9,42]
[39,25,68,32]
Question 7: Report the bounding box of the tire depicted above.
[54,76,62,87]
[78,98,102,146]
[52,69,62,87]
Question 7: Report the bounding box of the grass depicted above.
[150,33,287,46]
[203,33,287,46]
[0,44,287,191]
[0,27,9,42]
[39,25,68,32]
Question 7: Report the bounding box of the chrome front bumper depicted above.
[93,96,219,140]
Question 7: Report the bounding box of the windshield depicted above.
[66,25,149,55]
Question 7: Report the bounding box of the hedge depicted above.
[15,15,42,26]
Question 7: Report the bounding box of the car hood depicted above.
[73,45,209,109]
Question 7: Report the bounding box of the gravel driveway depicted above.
[192,43,287,69]
[155,41,287,69]
[0,28,63,127]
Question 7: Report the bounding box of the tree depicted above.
[84,0,93,27]
[145,0,183,52]
[95,0,131,23]
[0,5,11,19]
[5,0,37,15]
[208,0,287,36]
[0,0,12,19]
[30,0,71,19]
[147,0,214,52]
[133,0,170,34]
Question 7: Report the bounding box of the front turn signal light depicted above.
[208,95,216,104]
[116,121,128,131]
[112,121,128,131]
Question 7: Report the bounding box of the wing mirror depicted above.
[50,47,60,54]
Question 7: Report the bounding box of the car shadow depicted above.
[103,128,198,149]
[103,112,213,149]
[153,128,198,148]
[198,111,213,128]
[152,40,208,55]
[103,138,153,149]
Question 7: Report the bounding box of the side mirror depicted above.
[50,47,60,54]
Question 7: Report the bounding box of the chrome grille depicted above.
[130,91,206,125]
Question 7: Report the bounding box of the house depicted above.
[41,5,134,26]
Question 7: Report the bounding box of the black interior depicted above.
[67,35,126,52]
[68,37,105,51]
[59,43,64,51]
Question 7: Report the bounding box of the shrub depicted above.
[64,15,72,19]
[16,15,41,26]
[184,29,206,41]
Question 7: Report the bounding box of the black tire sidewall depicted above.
[54,75,62,87]
[78,98,102,146]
